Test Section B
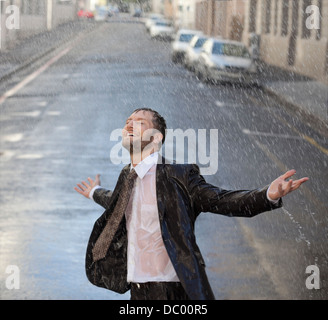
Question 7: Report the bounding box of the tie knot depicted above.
[128,168,138,180]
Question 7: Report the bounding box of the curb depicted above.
[0,46,59,83]
[0,21,99,84]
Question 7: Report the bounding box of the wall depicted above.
[0,0,78,50]
[242,0,328,84]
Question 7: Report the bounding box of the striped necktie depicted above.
[92,169,138,262]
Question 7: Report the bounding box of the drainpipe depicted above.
[47,0,53,30]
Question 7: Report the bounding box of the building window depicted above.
[302,0,312,39]
[265,0,271,33]
[281,0,289,36]
[249,0,257,33]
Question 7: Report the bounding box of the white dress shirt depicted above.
[125,152,179,282]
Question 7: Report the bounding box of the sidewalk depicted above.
[0,20,98,82]
[256,61,328,131]
[0,14,141,82]
[1,20,327,131]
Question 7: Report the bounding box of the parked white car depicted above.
[184,35,208,70]
[195,38,257,84]
[145,13,164,32]
[150,20,175,40]
[171,29,203,63]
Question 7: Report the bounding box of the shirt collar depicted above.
[130,152,159,179]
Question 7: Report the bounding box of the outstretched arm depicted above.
[189,165,308,218]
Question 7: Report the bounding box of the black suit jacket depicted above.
[85,159,282,300]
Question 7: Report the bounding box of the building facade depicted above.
[174,0,198,29]
[242,0,328,84]
[193,0,327,84]
[161,0,199,30]
[151,0,164,13]
[195,0,246,41]
[0,0,78,50]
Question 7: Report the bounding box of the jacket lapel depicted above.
[105,165,130,216]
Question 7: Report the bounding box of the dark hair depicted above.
[132,108,167,144]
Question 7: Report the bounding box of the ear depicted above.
[153,131,164,145]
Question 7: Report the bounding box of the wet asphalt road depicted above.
[0,20,327,300]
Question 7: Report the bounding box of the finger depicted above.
[282,169,296,180]
[77,183,85,191]
[74,187,84,195]
[82,181,90,188]
[87,177,94,184]
[299,177,309,183]
[290,177,309,191]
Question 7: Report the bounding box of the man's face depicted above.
[122,110,158,154]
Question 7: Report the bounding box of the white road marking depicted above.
[12,111,41,117]
[16,154,44,159]
[0,46,72,105]
[0,150,15,161]
[215,100,242,108]
[2,133,24,142]
[242,128,303,140]
[47,111,61,116]
[37,101,48,107]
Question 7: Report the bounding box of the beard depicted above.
[122,135,154,155]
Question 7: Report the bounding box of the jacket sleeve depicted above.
[93,188,113,210]
[188,164,282,217]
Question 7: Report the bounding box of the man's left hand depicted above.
[268,169,309,201]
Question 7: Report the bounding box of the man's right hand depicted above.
[74,174,101,199]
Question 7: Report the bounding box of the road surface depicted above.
[0,20,327,300]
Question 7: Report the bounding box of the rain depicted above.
[0,0,327,301]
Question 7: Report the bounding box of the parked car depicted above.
[171,29,203,63]
[108,5,119,16]
[184,35,208,70]
[77,9,94,19]
[194,38,257,84]
[94,6,110,21]
[132,9,143,17]
[150,20,175,40]
[145,13,164,32]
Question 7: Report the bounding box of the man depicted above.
[75,108,308,300]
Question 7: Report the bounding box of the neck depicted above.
[130,148,157,167]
